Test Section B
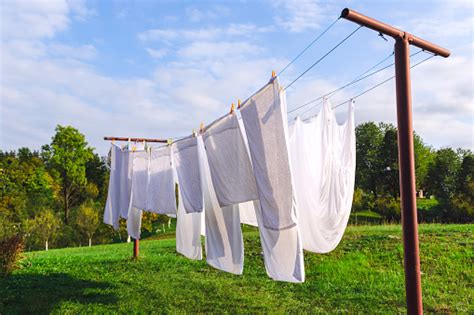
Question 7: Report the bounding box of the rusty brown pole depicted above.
[340,8,450,315]
[133,238,139,258]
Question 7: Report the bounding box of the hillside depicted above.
[1,224,472,313]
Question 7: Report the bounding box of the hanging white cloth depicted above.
[239,78,297,230]
[202,114,258,207]
[172,136,203,213]
[148,146,177,215]
[289,100,356,253]
[104,144,121,230]
[176,187,203,260]
[126,143,146,240]
[197,136,244,274]
[238,104,304,283]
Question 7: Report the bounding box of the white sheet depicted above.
[176,187,203,260]
[202,114,258,207]
[104,144,121,230]
[148,146,177,214]
[172,136,203,213]
[197,136,244,274]
[289,100,356,253]
[239,78,297,230]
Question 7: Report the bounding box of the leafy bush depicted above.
[374,196,401,221]
[0,234,24,275]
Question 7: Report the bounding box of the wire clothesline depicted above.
[287,49,425,116]
[104,16,441,147]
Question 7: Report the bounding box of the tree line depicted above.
[0,123,472,251]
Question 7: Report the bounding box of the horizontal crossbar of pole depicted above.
[340,8,450,57]
[103,136,167,143]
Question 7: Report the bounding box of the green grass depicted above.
[1,224,472,314]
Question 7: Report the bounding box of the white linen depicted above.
[172,136,203,213]
[239,78,297,230]
[197,136,244,274]
[289,100,356,253]
[238,201,258,227]
[176,187,203,260]
[104,144,121,230]
[202,114,258,207]
[127,207,142,240]
[130,150,149,211]
[148,146,177,214]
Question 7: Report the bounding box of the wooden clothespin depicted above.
[230,102,235,114]
[192,129,196,137]
[237,99,242,109]
[167,138,173,146]
[271,70,276,78]
[200,122,204,133]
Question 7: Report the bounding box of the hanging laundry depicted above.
[249,200,305,282]
[238,201,258,227]
[202,113,258,207]
[197,136,244,274]
[104,144,122,230]
[126,144,147,240]
[172,136,203,213]
[289,100,356,253]
[240,77,297,230]
[147,146,177,215]
[176,187,203,260]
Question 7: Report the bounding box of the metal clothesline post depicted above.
[103,136,168,259]
[340,8,450,314]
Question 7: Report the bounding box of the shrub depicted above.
[0,234,24,276]
[374,196,401,221]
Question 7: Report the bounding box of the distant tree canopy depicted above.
[0,122,472,251]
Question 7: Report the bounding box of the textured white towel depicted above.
[289,100,356,253]
[240,78,297,230]
[172,136,203,213]
[148,146,177,214]
[202,114,258,207]
[198,136,244,274]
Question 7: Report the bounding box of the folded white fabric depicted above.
[289,100,356,253]
[148,146,177,214]
[176,187,203,260]
[104,144,121,230]
[202,114,258,207]
[197,136,244,274]
[240,78,297,230]
[172,136,203,213]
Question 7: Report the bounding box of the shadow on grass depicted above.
[0,273,117,314]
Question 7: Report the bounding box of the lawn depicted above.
[1,224,472,313]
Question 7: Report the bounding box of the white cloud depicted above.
[185,6,230,23]
[146,48,168,59]
[272,0,330,33]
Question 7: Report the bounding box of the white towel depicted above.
[104,144,121,230]
[148,146,177,214]
[197,136,244,274]
[176,187,203,260]
[240,78,297,230]
[202,114,258,207]
[172,136,203,213]
[289,100,356,253]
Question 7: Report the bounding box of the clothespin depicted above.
[167,138,173,146]
[237,99,242,109]
[111,139,115,145]
[132,145,136,152]
[199,122,204,133]
[271,70,276,78]
[230,102,235,114]
[192,129,196,137]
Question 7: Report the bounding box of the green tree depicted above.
[376,125,399,197]
[355,122,384,197]
[413,133,434,192]
[426,148,462,201]
[27,210,61,251]
[75,201,100,247]
[49,125,93,224]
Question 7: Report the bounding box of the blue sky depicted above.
[1,0,472,155]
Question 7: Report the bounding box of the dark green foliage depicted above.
[0,234,24,276]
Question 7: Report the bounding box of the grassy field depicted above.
[1,224,472,313]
